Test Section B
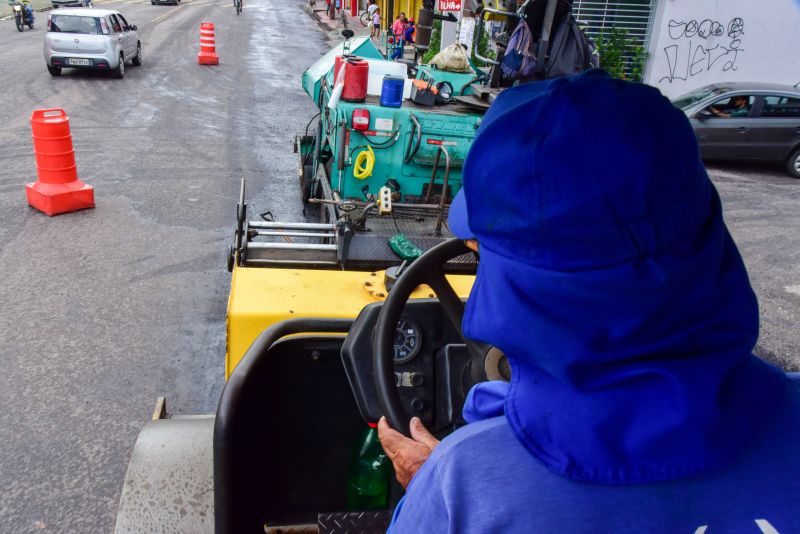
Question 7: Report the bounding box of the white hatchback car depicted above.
[44,8,141,78]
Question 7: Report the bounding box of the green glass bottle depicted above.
[346,424,391,510]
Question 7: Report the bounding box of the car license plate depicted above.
[67,58,91,66]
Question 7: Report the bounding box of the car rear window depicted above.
[49,15,104,34]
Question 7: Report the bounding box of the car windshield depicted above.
[672,86,728,110]
[49,15,103,34]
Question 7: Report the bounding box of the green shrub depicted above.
[471,23,496,68]
[595,27,646,82]
[422,20,443,63]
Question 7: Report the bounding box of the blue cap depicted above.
[448,71,562,243]
[447,188,472,239]
[455,70,784,484]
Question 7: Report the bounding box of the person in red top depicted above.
[391,13,407,60]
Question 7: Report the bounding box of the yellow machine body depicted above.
[226,265,475,379]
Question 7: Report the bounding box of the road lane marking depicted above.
[148,4,182,25]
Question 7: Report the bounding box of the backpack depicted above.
[501,12,599,80]
[544,15,599,78]
[501,19,537,79]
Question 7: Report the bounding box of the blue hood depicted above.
[451,70,785,484]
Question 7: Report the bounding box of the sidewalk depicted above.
[304,1,415,61]
[2,0,116,21]
[305,0,371,40]
[0,0,52,20]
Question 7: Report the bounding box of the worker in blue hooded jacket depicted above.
[377,69,800,533]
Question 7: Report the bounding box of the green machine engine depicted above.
[296,37,484,233]
[227,36,489,271]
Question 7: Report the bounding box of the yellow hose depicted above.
[353,146,375,180]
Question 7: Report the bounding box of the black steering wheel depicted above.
[373,239,490,436]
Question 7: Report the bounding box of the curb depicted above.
[306,4,344,39]
[305,5,333,31]
[305,2,371,39]
[0,4,52,21]
[1,0,112,22]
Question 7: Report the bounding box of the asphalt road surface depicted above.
[0,4,798,533]
[706,161,800,372]
[0,0,325,531]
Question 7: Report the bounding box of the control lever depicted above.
[384,260,409,293]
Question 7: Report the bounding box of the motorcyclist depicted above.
[378,69,800,532]
[8,0,34,24]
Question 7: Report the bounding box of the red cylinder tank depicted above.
[334,54,357,82]
[341,59,369,102]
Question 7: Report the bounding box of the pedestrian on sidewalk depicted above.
[391,13,407,60]
[368,0,379,37]
[372,8,381,39]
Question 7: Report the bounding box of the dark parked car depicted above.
[672,82,800,178]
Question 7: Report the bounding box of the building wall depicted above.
[644,0,800,98]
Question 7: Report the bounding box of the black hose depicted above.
[404,113,422,163]
[302,112,322,166]
[353,129,401,149]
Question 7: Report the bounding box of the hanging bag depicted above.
[544,15,599,78]
[501,19,538,79]
[502,7,599,81]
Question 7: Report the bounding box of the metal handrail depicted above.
[423,146,452,236]
[534,0,559,75]
[248,242,338,251]
[252,230,337,239]
[472,4,522,67]
[248,221,336,230]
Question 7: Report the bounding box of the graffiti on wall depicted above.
[659,17,744,84]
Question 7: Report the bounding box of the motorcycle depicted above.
[10,1,34,32]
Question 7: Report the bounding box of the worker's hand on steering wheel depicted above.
[378,416,440,489]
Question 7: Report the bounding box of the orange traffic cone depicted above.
[198,22,219,65]
[25,109,94,216]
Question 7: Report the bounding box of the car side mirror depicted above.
[695,109,713,120]
[130,24,137,31]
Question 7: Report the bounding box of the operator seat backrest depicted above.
[214,319,363,533]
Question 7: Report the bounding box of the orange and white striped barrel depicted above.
[25,108,95,216]
[198,22,219,65]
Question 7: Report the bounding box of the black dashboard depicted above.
[341,299,474,433]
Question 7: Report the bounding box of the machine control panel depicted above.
[340,300,464,430]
